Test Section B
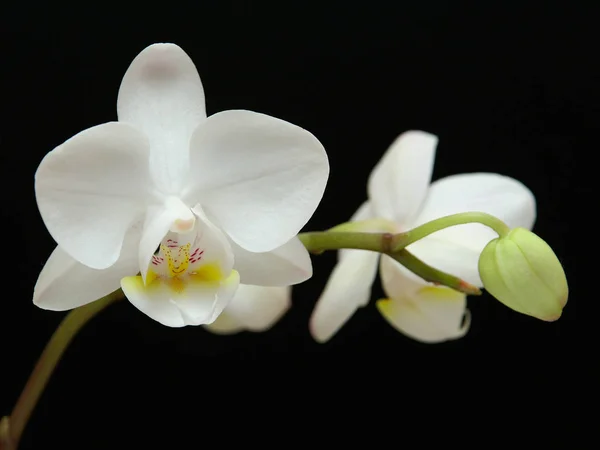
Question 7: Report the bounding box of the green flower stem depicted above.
[298,230,395,253]
[1,290,123,450]
[298,211,511,295]
[297,230,482,296]
[391,212,510,251]
[392,249,481,295]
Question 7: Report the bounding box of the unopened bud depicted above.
[478,227,568,321]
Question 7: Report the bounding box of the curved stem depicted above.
[298,211,509,296]
[391,250,481,295]
[391,212,510,251]
[1,290,123,449]
[298,230,395,253]
[298,230,481,296]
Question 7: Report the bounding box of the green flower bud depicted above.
[478,227,568,321]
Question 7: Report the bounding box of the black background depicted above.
[1,3,590,449]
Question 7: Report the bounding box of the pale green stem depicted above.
[297,231,481,295]
[392,249,481,295]
[298,230,395,253]
[1,290,123,450]
[391,212,510,250]
[298,211,510,296]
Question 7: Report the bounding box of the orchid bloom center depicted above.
[147,228,222,293]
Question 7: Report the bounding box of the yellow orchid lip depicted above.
[137,225,229,301]
[141,228,230,295]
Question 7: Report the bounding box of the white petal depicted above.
[309,250,380,343]
[226,284,291,332]
[413,173,536,229]
[367,131,437,226]
[403,239,485,287]
[204,284,292,335]
[350,201,374,222]
[117,43,207,194]
[184,110,329,253]
[230,237,312,286]
[121,270,240,327]
[203,311,245,335]
[182,270,241,324]
[377,256,470,343]
[408,173,537,286]
[34,227,141,310]
[191,205,235,275]
[35,122,150,269]
[379,255,430,295]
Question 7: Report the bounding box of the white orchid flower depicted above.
[310,130,535,343]
[33,43,329,327]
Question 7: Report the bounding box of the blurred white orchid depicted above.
[204,285,291,334]
[310,131,536,343]
[205,239,308,334]
[33,43,329,327]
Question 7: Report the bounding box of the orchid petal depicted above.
[191,205,235,273]
[202,311,245,335]
[206,284,291,334]
[408,173,537,286]
[34,227,141,310]
[117,43,207,194]
[310,250,380,343]
[230,237,312,286]
[121,270,239,327]
[377,256,470,343]
[349,201,374,222]
[367,131,437,226]
[35,122,150,269]
[184,110,329,252]
[229,285,291,331]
